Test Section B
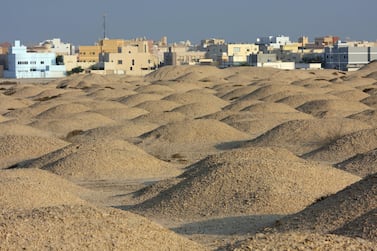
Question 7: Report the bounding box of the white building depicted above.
[256,35,291,49]
[38,38,75,55]
[4,40,66,78]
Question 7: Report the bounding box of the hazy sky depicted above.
[2,0,376,46]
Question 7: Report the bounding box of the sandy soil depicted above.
[1,63,377,250]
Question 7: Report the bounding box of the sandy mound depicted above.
[222,111,312,138]
[132,147,359,219]
[329,89,370,101]
[218,85,262,101]
[137,119,250,162]
[230,232,377,251]
[3,97,71,123]
[277,93,339,108]
[0,121,54,137]
[35,103,91,119]
[335,148,377,177]
[86,88,136,100]
[139,119,250,144]
[145,65,221,82]
[360,94,377,108]
[238,84,308,101]
[19,139,179,181]
[66,121,159,143]
[171,102,223,119]
[117,93,165,107]
[348,109,377,127]
[135,99,181,113]
[93,106,149,121]
[303,128,377,163]
[163,89,229,107]
[131,111,187,126]
[134,83,175,95]
[296,99,370,118]
[0,169,90,210]
[2,84,46,98]
[272,173,377,235]
[0,204,205,251]
[29,111,116,138]
[240,102,300,113]
[241,118,370,155]
[0,93,33,113]
[333,208,377,242]
[0,135,68,169]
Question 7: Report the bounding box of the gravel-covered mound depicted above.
[272,173,377,235]
[18,139,178,181]
[303,128,377,163]
[241,118,370,155]
[0,204,206,251]
[335,148,377,177]
[132,147,359,219]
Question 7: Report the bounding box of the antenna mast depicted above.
[103,14,106,39]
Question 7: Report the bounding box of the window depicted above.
[130,67,133,71]
[132,59,135,66]
[40,61,44,64]
[233,47,241,53]
[30,61,36,64]
[118,60,123,64]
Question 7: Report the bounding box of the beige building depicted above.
[78,38,154,63]
[206,43,259,66]
[101,45,159,76]
[164,46,207,66]
[63,55,95,72]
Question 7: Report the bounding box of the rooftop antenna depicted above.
[103,13,107,39]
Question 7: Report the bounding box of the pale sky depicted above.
[2,0,376,46]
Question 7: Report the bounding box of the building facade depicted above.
[164,46,207,66]
[206,43,259,66]
[100,45,159,76]
[4,40,66,78]
[324,42,377,71]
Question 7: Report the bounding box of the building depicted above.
[315,36,340,48]
[4,40,66,78]
[164,46,207,66]
[256,35,291,49]
[248,53,277,66]
[324,42,377,71]
[29,38,75,55]
[199,38,226,50]
[206,43,259,66]
[100,44,159,76]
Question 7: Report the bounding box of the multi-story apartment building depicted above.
[206,43,259,66]
[78,39,124,63]
[4,40,66,78]
[324,41,377,71]
[164,46,207,66]
[100,44,159,76]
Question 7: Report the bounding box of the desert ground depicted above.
[1,63,377,250]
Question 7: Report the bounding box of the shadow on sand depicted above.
[171,214,283,236]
